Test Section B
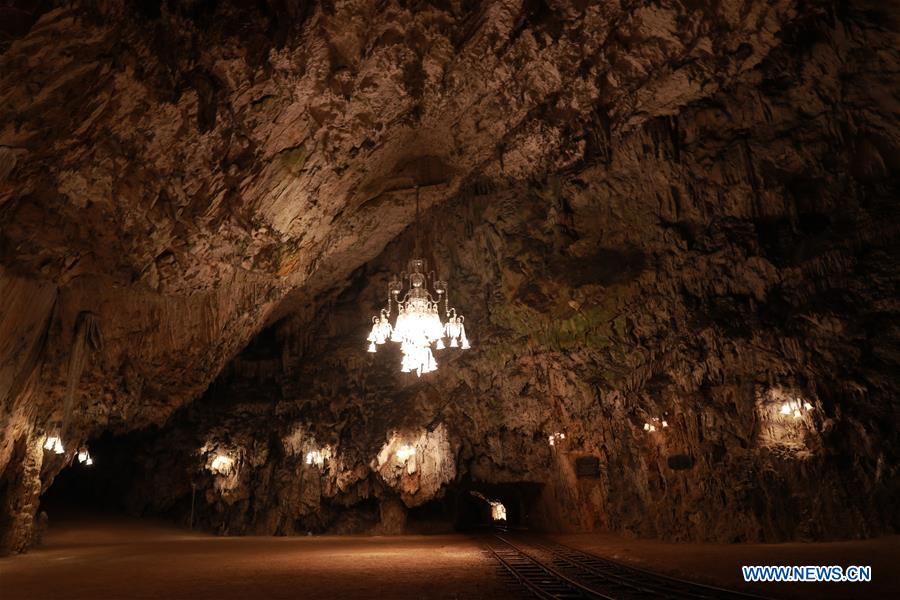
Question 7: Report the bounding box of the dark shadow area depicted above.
[452,481,543,531]
[405,495,455,534]
[395,481,546,534]
[39,429,162,521]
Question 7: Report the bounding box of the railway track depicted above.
[484,534,770,600]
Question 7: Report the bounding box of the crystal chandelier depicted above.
[366,187,470,376]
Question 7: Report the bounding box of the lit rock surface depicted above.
[1,0,898,551]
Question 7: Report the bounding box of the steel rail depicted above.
[484,535,614,599]
[523,536,771,600]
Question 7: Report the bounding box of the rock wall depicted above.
[1,0,898,551]
[110,125,898,541]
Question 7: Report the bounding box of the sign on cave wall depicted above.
[574,456,602,478]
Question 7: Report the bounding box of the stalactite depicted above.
[60,312,103,438]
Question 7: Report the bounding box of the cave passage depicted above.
[38,431,157,523]
[451,482,543,531]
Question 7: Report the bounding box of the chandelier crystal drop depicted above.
[366,187,470,376]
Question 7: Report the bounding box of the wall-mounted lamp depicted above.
[305,447,333,469]
[642,417,668,433]
[779,398,814,419]
[395,445,415,461]
[43,434,64,454]
[209,454,235,474]
[77,448,93,466]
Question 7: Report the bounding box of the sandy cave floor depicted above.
[0,516,517,600]
[0,515,898,599]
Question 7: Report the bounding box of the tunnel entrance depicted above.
[451,481,543,531]
[400,481,544,533]
[38,429,163,523]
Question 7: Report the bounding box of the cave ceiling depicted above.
[1,0,810,434]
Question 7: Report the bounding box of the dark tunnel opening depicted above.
[38,429,167,523]
[451,481,543,532]
[395,481,545,534]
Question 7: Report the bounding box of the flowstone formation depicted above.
[1,0,898,552]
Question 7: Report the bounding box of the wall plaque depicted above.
[575,456,601,478]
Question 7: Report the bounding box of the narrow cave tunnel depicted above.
[1,1,899,599]
[451,482,544,531]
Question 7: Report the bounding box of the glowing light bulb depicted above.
[305,450,325,467]
[780,403,791,415]
[662,420,669,428]
[548,436,555,446]
[78,448,94,466]
[210,454,234,473]
[643,423,650,431]
[395,445,415,461]
[490,501,507,521]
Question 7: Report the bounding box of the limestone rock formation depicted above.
[1,0,898,552]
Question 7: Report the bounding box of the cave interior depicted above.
[0,0,898,598]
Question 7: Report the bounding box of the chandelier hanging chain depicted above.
[414,185,421,256]
[366,184,470,376]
